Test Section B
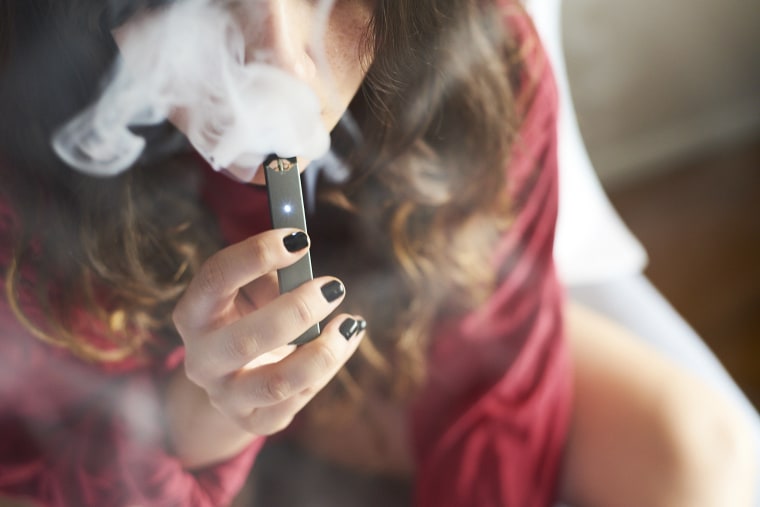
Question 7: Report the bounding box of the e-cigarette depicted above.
[264,154,320,345]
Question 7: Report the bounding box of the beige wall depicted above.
[563,0,760,185]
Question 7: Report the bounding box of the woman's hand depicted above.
[166,229,365,468]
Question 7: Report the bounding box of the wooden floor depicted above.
[607,137,760,409]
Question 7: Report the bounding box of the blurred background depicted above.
[562,0,760,407]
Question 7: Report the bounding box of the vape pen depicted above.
[264,154,320,345]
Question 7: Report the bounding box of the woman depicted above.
[0,0,755,506]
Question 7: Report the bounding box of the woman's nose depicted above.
[243,0,317,81]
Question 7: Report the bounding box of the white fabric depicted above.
[524,0,648,285]
[522,8,760,499]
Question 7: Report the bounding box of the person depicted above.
[0,0,755,506]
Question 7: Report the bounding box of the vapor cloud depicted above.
[52,0,333,182]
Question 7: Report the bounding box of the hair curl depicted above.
[0,0,530,401]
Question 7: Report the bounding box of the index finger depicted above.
[174,228,310,332]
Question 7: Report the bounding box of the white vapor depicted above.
[52,0,332,183]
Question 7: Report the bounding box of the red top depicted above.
[409,9,572,507]
[0,4,571,507]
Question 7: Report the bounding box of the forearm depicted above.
[165,366,260,470]
[561,301,757,507]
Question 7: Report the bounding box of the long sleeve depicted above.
[0,299,264,507]
[0,203,263,507]
[0,366,263,507]
[410,9,573,507]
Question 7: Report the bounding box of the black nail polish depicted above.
[321,280,345,303]
[358,319,367,332]
[339,318,359,340]
[283,231,309,252]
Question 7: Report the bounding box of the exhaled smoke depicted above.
[52,0,335,182]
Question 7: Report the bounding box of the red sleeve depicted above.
[410,9,572,507]
[0,362,264,507]
[0,201,264,507]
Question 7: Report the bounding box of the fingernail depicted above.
[357,319,367,332]
[321,280,345,303]
[339,318,360,340]
[283,231,309,252]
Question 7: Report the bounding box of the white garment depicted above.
[524,0,648,285]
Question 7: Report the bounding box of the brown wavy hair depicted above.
[0,0,528,397]
[316,0,526,401]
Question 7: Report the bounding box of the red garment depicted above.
[408,9,572,507]
[0,4,570,507]
[204,7,572,507]
[0,201,263,507]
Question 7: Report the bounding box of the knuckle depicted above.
[289,293,314,327]
[299,386,318,399]
[259,373,291,404]
[249,236,276,272]
[237,414,260,435]
[309,342,340,373]
[223,327,261,363]
[196,255,228,295]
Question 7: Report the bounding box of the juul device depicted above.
[264,154,320,345]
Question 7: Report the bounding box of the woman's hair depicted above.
[0,0,218,362]
[317,0,526,401]
[0,0,528,396]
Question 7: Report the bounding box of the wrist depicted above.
[164,365,258,469]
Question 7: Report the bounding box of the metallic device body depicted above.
[264,155,320,345]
